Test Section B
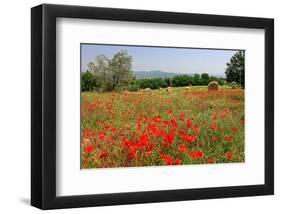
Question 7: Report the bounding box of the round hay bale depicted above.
[166,87,173,93]
[185,86,190,91]
[208,81,220,91]
[144,88,152,93]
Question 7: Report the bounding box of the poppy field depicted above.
[81,86,244,169]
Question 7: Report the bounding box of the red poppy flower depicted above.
[111,127,118,133]
[225,136,234,142]
[99,134,105,140]
[165,159,173,165]
[85,145,94,153]
[180,113,185,121]
[174,158,182,165]
[179,144,187,153]
[144,149,153,156]
[99,152,108,158]
[232,127,238,133]
[212,136,218,142]
[103,125,110,130]
[179,129,185,135]
[190,151,196,158]
[225,153,233,159]
[82,102,88,108]
[186,118,192,128]
[211,123,217,130]
[186,135,196,143]
[152,115,161,123]
[170,119,178,127]
[207,158,215,163]
[83,129,95,138]
[193,128,200,134]
[160,154,173,165]
[87,104,94,113]
[167,109,173,114]
[163,131,175,147]
[196,151,203,158]
[189,151,203,159]
[128,152,138,159]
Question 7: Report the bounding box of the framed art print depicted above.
[31,4,274,209]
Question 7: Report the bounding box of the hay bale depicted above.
[185,86,191,91]
[208,81,220,91]
[144,88,152,93]
[230,81,238,89]
[166,87,173,93]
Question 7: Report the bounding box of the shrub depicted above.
[127,84,140,92]
[137,78,168,89]
[81,71,98,92]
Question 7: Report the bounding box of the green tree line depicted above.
[81,50,244,92]
[82,71,225,92]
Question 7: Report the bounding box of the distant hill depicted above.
[134,70,182,79]
[133,70,225,79]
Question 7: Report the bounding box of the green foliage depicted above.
[164,77,172,87]
[171,75,192,86]
[81,70,226,92]
[133,75,224,90]
[171,74,224,87]
[109,51,133,90]
[87,51,133,91]
[208,76,225,86]
[137,78,168,89]
[191,74,203,85]
[81,87,245,168]
[201,73,210,85]
[127,80,140,92]
[225,51,245,88]
[81,51,227,92]
[201,73,209,80]
[81,71,98,92]
[127,84,140,92]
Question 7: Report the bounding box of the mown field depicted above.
[81,86,244,168]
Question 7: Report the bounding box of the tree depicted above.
[109,51,133,90]
[87,51,133,91]
[81,71,97,92]
[164,77,172,87]
[225,51,245,87]
[87,54,110,90]
[137,78,168,89]
[201,73,209,80]
[171,75,192,87]
[191,74,203,85]
[201,73,210,85]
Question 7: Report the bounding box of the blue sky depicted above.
[81,44,239,77]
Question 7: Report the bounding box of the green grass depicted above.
[81,86,245,168]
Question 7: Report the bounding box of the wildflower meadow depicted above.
[81,86,244,168]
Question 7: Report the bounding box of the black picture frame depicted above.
[31,4,274,210]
